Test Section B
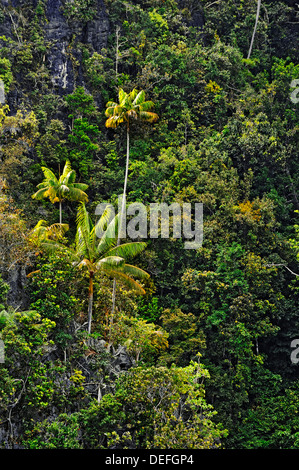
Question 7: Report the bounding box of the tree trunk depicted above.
[247,0,262,59]
[286,166,299,211]
[119,125,130,241]
[87,272,94,334]
[115,25,120,77]
[110,125,130,340]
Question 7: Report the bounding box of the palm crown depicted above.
[105,88,159,131]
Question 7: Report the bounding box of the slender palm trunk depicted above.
[247,0,261,59]
[110,124,130,340]
[109,277,117,342]
[119,125,130,241]
[115,25,120,77]
[87,272,94,334]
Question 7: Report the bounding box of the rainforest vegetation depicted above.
[0,0,299,450]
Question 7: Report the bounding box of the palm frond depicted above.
[105,101,118,117]
[36,181,50,189]
[41,166,58,183]
[33,219,48,229]
[67,186,88,202]
[132,89,145,105]
[118,263,150,280]
[105,115,125,128]
[42,179,58,190]
[129,88,139,102]
[62,169,77,184]
[47,185,60,203]
[58,184,70,197]
[61,160,72,179]
[114,105,125,115]
[73,182,89,192]
[127,109,138,120]
[139,100,156,111]
[119,88,128,104]
[96,214,119,254]
[31,187,50,200]
[94,205,115,239]
[74,258,95,271]
[76,203,92,256]
[96,256,125,269]
[29,220,70,248]
[139,110,159,122]
[47,223,69,239]
[37,239,72,257]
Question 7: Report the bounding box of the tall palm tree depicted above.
[72,203,149,334]
[105,89,158,317]
[32,160,89,224]
[105,88,158,241]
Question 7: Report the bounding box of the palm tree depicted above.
[72,203,149,334]
[105,88,158,241]
[105,89,158,318]
[32,160,89,224]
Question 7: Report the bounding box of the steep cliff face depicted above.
[44,0,109,93]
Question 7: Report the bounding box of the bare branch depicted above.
[265,264,299,277]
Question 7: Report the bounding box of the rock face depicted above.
[5,265,28,310]
[44,0,109,93]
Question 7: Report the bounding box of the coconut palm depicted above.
[105,89,158,318]
[105,88,158,240]
[72,203,149,334]
[32,160,89,224]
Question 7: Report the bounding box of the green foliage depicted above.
[159,307,206,366]
[78,360,227,449]
[137,296,162,322]
[1,0,299,451]
[109,312,169,363]
[65,87,97,121]
[68,118,100,176]
[27,254,82,332]
[0,275,9,329]
[23,414,82,449]
[0,275,9,309]
[237,383,299,449]
[0,57,13,92]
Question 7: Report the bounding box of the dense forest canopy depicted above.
[0,0,298,450]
